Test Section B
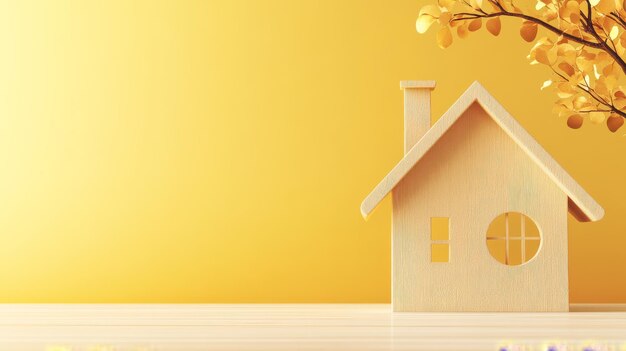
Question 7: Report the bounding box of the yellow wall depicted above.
[0,0,623,303]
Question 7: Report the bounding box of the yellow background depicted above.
[0,0,623,303]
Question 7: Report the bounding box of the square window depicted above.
[431,243,449,263]
[431,217,449,241]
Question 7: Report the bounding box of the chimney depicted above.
[400,80,436,154]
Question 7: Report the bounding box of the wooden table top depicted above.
[0,304,625,350]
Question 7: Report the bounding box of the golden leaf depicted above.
[540,80,552,90]
[536,1,546,10]
[534,45,557,66]
[439,0,456,10]
[610,25,619,40]
[561,51,577,65]
[590,0,601,6]
[437,26,453,48]
[486,17,501,36]
[614,96,626,109]
[553,102,570,116]
[576,56,593,72]
[439,11,452,24]
[605,74,618,90]
[470,0,483,10]
[607,114,625,132]
[566,26,583,39]
[480,0,497,12]
[581,49,596,60]
[420,5,441,17]
[531,36,553,49]
[589,111,605,124]
[572,95,589,110]
[500,1,518,12]
[534,47,549,65]
[567,114,584,129]
[558,96,575,110]
[597,0,617,13]
[569,72,583,86]
[556,43,575,55]
[416,14,437,34]
[596,51,612,64]
[416,5,441,33]
[520,21,538,42]
[558,62,576,76]
[468,18,482,31]
[457,23,469,38]
[615,90,626,108]
[556,82,576,98]
[540,3,559,21]
[560,0,580,23]
[597,84,610,101]
[548,45,558,64]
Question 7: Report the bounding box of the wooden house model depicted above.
[360,81,604,312]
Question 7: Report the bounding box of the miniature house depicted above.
[361,81,604,312]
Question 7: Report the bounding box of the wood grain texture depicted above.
[403,87,432,154]
[400,80,436,89]
[402,80,435,154]
[0,304,624,351]
[392,103,568,312]
[361,81,604,222]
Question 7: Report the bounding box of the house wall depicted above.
[391,102,568,312]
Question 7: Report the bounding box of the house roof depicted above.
[360,81,604,222]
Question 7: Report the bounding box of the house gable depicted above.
[361,81,604,222]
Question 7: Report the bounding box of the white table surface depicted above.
[0,304,625,350]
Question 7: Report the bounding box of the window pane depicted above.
[486,213,506,238]
[431,243,449,263]
[507,212,522,237]
[508,240,522,265]
[431,217,449,241]
[525,240,540,261]
[524,215,540,238]
[486,239,506,264]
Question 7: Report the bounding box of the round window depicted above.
[486,212,541,266]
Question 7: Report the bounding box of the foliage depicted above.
[416,0,626,133]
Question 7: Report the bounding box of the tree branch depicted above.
[608,12,626,30]
[452,11,604,48]
[550,63,626,120]
[578,79,626,119]
[450,2,626,120]
[579,0,626,75]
